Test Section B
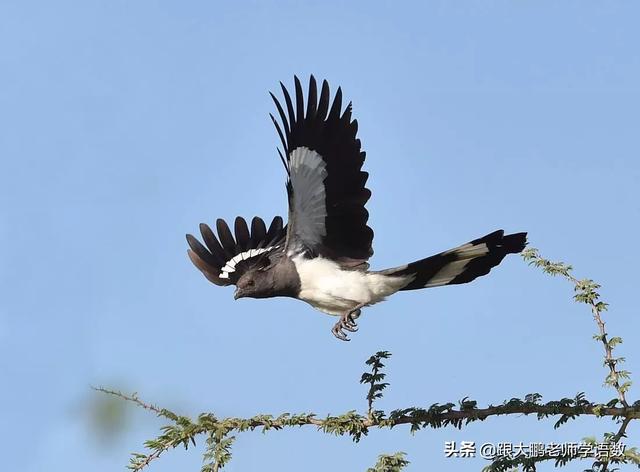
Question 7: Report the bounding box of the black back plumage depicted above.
[187,216,286,286]
[270,75,374,263]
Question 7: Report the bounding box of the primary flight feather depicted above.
[187,76,527,341]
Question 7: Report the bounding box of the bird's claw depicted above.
[331,309,361,341]
[331,325,349,341]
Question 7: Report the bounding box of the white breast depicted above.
[293,256,408,315]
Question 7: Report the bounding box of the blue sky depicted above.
[1,1,639,471]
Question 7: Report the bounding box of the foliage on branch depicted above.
[366,452,410,472]
[98,248,638,471]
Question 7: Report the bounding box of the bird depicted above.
[186,75,527,341]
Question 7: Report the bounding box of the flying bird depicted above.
[186,76,527,341]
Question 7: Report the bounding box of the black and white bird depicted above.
[186,76,527,341]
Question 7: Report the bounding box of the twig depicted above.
[612,416,632,443]
[522,249,631,407]
[93,387,164,415]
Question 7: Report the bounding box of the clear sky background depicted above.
[1,1,639,471]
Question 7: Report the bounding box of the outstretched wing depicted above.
[270,76,374,265]
[186,216,286,286]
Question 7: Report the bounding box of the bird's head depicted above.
[234,269,274,300]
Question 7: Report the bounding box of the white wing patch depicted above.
[219,246,275,279]
[287,147,327,254]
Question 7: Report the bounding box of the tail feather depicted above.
[380,230,527,291]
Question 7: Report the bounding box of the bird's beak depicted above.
[234,288,241,300]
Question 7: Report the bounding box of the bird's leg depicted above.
[331,305,364,341]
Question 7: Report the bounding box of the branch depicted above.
[100,387,640,471]
[92,387,178,420]
[522,248,632,407]
[360,351,391,420]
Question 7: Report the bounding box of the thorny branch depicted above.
[101,375,640,471]
[522,248,631,407]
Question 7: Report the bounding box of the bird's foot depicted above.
[331,308,362,342]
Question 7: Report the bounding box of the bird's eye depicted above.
[247,279,255,287]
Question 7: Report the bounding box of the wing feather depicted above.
[269,92,290,135]
[234,217,251,250]
[186,216,286,286]
[269,113,288,160]
[216,219,236,256]
[270,76,373,263]
[198,223,226,266]
[266,216,284,243]
[187,250,225,285]
[186,234,217,266]
[306,75,317,120]
[280,82,296,134]
[250,217,267,245]
[316,80,330,121]
[294,76,304,123]
[328,86,342,120]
